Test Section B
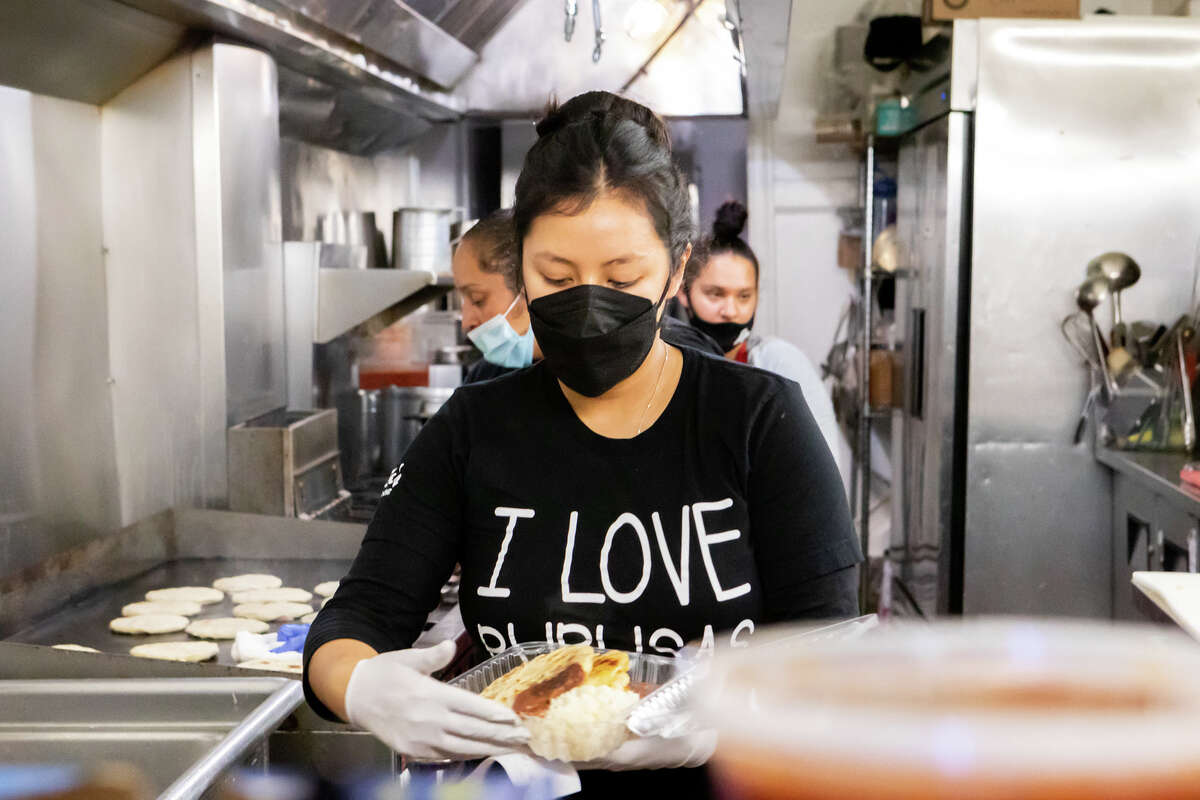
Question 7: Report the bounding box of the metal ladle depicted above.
[1180,328,1196,450]
[1076,276,1117,395]
[1087,252,1141,347]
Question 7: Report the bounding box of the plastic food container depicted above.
[450,642,689,762]
[697,618,1200,800]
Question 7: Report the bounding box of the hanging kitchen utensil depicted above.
[1129,321,1160,366]
[1075,277,1117,395]
[1086,252,1141,348]
[1189,236,1200,331]
[1147,315,1191,370]
[1181,329,1196,451]
[1061,312,1101,369]
[592,0,605,62]
[1062,313,1103,445]
[564,0,578,41]
[1072,382,1101,445]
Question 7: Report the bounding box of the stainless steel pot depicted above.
[336,388,380,486]
[435,345,476,365]
[380,386,455,469]
[391,207,463,271]
[316,211,386,269]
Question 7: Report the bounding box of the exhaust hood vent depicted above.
[265,0,480,89]
[405,0,530,51]
[278,66,434,155]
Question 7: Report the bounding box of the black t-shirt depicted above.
[306,346,859,688]
[463,357,513,384]
[303,347,860,794]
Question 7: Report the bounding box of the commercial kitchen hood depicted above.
[0,0,790,157]
[0,0,468,154]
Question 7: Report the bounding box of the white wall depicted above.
[748,2,866,488]
[749,3,862,358]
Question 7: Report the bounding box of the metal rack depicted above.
[855,136,877,609]
[853,135,905,611]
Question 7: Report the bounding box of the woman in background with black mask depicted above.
[303,91,860,796]
[679,201,845,480]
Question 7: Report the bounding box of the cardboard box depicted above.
[924,0,1080,21]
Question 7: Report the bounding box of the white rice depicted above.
[523,685,639,762]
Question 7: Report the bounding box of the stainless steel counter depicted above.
[1097,448,1200,620]
[1095,448,1200,519]
[5,557,347,666]
[0,507,450,783]
[0,507,366,640]
[1,507,462,668]
[0,677,301,800]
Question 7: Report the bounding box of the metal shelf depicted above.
[867,267,912,279]
[855,136,878,610]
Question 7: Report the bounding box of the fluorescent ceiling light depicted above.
[625,0,670,41]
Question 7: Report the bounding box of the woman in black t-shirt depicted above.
[304,91,861,793]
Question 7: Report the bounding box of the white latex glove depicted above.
[344,640,530,761]
[576,730,717,772]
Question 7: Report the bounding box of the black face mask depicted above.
[686,308,754,353]
[528,284,664,397]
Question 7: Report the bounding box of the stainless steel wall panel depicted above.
[202,44,288,426]
[283,242,319,410]
[30,96,122,550]
[279,124,462,260]
[280,137,418,256]
[189,46,231,514]
[964,17,1200,616]
[0,88,43,576]
[102,52,224,522]
[0,91,130,580]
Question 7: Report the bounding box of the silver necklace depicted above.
[635,341,669,436]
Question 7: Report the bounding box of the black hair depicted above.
[682,200,760,294]
[460,208,519,293]
[512,91,694,288]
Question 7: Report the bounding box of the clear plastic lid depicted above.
[697,618,1200,799]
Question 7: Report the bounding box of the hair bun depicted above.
[535,91,671,150]
[712,200,748,243]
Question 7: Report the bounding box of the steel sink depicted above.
[0,678,302,799]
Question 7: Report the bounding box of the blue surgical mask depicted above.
[467,296,535,368]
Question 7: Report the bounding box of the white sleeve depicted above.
[748,338,848,484]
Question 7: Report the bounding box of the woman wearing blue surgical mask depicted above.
[453,209,539,381]
[304,92,860,796]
